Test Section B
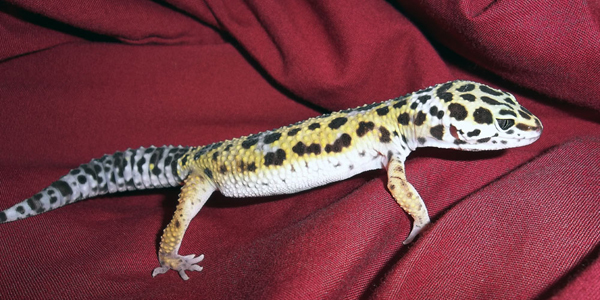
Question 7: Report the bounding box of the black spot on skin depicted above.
[439,93,453,102]
[16,206,25,214]
[175,220,180,228]
[460,94,476,102]
[264,132,282,144]
[204,168,213,179]
[418,95,431,104]
[417,137,426,145]
[457,84,475,92]
[212,151,219,161]
[504,97,516,105]
[0,212,7,222]
[393,99,407,108]
[152,165,162,176]
[308,123,321,130]
[429,106,438,116]
[500,109,517,117]
[402,135,408,144]
[264,153,275,166]
[150,152,159,169]
[113,152,125,178]
[93,164,102,173]
[414,111,427,126]
[448,103,468,120]
[50,197,58,204]
[70,169,81,175]
[292,142,306,155]
[264,149,287,166]
[248,162,256,172]
[77,175,87,184]
[477,137,491,143]
[47,190,55,195]
[480,85,503,96]
[306,144,321,155]
[287,128,301,136]
[224,144,233,151]
[437,110,445,119]
[516,123,535,131]
[220,165,227,174]
[349,165,354,170]
[82,165,97,179]
[501,140,508,144]
[481,96,503,106]
[393,131,399,136]
[137,157,146,174]
[437,82,453,93]
[274,149,286,165]
[328,117,348,129]
[507,129,514,134]
[473,107,494,124]
[410,102,419,110]
[398,113,410,125]
[180,155,188,166]
[339,134,352,147]
[379,127,391,143]
[436,82,454,102]
[27,198,39,210]
[519,110,532,120]
[387,151,393,161]
[325,134,352,153]
[241,138,259,149]
[454,139,467,145]
[467,129,481,137]
[356,121,375,137]
[239,161,245,172]
[430,125,444,140]
[359,151,366,157]
[376,107,389,116]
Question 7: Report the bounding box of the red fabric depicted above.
[1,1,599,299]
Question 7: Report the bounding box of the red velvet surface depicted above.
[1,1,599,299]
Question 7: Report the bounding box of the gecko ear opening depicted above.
[450,125,460,139]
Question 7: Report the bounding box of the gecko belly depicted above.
[215,148,384,198]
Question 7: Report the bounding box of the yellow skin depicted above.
[0,80,542,280]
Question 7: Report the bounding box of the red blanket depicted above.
[1,1,598,299]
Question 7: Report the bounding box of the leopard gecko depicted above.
[0,80,543,280]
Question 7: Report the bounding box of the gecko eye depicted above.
[496,119,514,130]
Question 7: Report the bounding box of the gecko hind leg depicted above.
[387,158,431,244]
[152,174,216,280]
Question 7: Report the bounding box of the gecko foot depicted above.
[152,253,205,280]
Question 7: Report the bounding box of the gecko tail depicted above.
[0,145,191,223]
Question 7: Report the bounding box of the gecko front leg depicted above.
[152,173,216,280]
[387,157,430,244]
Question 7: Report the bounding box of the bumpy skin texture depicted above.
[0,80,542,280]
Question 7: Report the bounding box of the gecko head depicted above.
[421,80,543,151]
